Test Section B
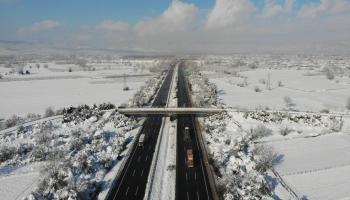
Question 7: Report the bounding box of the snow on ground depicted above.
[0,59,161,118]
[0,66,166,199]
[211,68,350,112]
[0,77,146,118]
[0,162,44,200]
[267,133,350,199]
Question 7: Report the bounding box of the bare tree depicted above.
[45,107,55,117]
[284,96,295,108]
[325,67,335,80]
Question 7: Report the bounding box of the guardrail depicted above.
[145,64,177,200]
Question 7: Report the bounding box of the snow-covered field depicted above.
[0,77,146,118]
[192,55,350,200]
[0,60,161,118]
[211,68,350,112]
[269,134,350,199]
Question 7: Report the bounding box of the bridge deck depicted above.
[117,107,224,115]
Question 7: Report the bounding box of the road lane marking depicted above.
[135,186,139,196]
[186,172,188,181]
[145,155,148,161]
[113,128,140,199]
[187,192,190,200]
[132,169,136,176]
[195,171,197,180]
[197,191,200,200]
[192,117,210,199]
[141,169,144,176]
[125,186,130,196]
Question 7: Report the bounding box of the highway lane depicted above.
[176,63,213,200]
[107,64,175,200]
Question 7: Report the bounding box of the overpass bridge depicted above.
[117,107,225,116]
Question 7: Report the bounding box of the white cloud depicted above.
[262,0,294,18]
[205,0,255,29]
[134,0,198,36]
[17,20,61,35]
[299,0,350,18]
[96,20,129,32]
[12,0,350,53]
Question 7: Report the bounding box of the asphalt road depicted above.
[176,63,213,200]
[107,64,175,200]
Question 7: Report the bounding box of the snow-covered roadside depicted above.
[148,64,178,200]
[185,62,286,199]
[97,122,143,200]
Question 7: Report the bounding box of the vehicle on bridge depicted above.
[184,126,194,167]
[138,133,146,147]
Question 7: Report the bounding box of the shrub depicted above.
[284,96,295,108]
[44,64,49,68]
[68,68,72,72]
[254,86,262,92]
[254,145,275,172]
[278,81,283,87]
[320,109,330,113]
[35,131,52,145]
[249,125,272,140]
[325,68,335,80]
[0,145,17,162]
[279,126,293,136]
[5,115,24,128]
[45,107,55,117]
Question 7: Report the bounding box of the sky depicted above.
[0,0,349,53]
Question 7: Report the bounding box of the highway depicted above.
[176,63,213,200]
[107,64,175,200]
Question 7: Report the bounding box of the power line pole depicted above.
[267,71,271,90]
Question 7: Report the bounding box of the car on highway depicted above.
[138,133,146,147]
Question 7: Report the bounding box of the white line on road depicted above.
[145,155,148,161]
[186,172,188,181]
[135,186,139,196]
[197,191,200,200]
[141,169,144,176]
[192,117,210,199]
[187,192,190,200]
[125,186,130,196]
[132,169,136,176]
[195,171,197,180]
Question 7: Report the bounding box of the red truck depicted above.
[187,149,194,167]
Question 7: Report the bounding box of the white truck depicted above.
[138,133,146,147]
